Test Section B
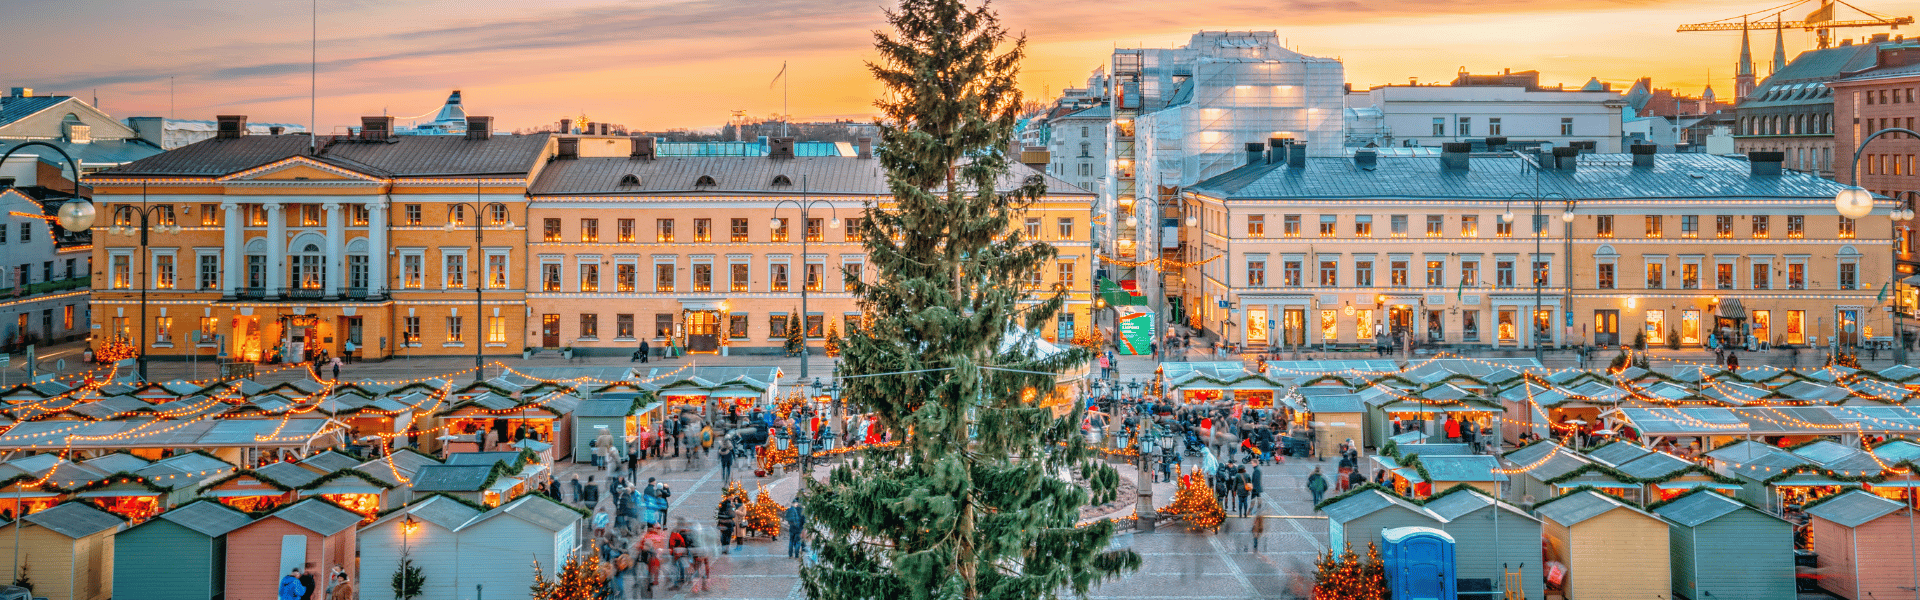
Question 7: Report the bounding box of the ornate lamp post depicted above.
[443,188,514,381]
[769,178,841,382]
[1835,127,1920,365]
[1136,425,1157,532]
[1502,192,1576,364]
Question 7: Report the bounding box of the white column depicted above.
[368,200,388,298]
[323,202,345,299]
[222,202,242,299]
[264,202,285,299]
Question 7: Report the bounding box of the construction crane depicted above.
[1678,0,1912,49]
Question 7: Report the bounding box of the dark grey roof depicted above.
[408,464,497,492]
[81,453,152,475]
[95,133,551,178]
[392,495,483,531]
[1423,488,1539,523]
[1612,452,1695,480]
[268,499,362,536]
[0,96,67,128]
[299,451,359,474]
[1586,442,1652,467]
[445,452,522,468]
[1303,394,1366,414]
[1321,489,1435,523]
[1418,456,1507,482]
[1743,42,1896,109]
[23,502,122,538]
[1503,441,1564,466]
[1653,491,1753,527]
[1534,490,1645,526]
[575,400,638,418]
[527,156,1089,196]
[1806,490,1904,528]
[253,462,323,488]
[1187,153,1852,202]
[472,494,580,532]
[153,500,253,537]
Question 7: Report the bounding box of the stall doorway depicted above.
[1593,310,1619,346]
[686,311,720,353]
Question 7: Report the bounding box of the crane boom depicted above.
[1678,16,1913,31]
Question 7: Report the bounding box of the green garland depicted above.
[1643,486,1771,514]
[1758,463,1884,486]
[1528,484,1649,512]
[300,468,397,491]
[1313,480,1525,513]
[63,471,176,496]
[200,469,300,494]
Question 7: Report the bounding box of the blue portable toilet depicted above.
[1381,526,1458,600]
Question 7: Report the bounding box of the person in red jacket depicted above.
[1444,416,1463,442]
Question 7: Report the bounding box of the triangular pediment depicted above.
[217,156,384,183]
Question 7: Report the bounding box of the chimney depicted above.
[1551,146,1580,171]
[465,116,493,140]
[583,122,596,136]
[1572,140,1597,153]
[559,119,573,134]
[1354,149,1378,171]
[1244,142,1265,166]
[601,123,611,136]
[1287,140,1307,169]
[269,126,286,136]
[629,136,656,160]
[127,116,165,148]
[63,122,90,144]
[1440,142,1472,171]
[856,137,873,159]
[1630,143,1657,168]
[1267,137,1289,164]
[768,137,796,159]
[1749,150,1784,176]
[215,115,247,139]
[8,88,30,98]
[557,137,579,160]
[360,116,395,141]
[1485,136,1508,152]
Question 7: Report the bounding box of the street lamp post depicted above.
[443,188,513,382]
[770,178,840,383]
[1835,126,1920,366]
[1,143,94,378]
[1502,192,1576,364]
[1136,425,1156,533]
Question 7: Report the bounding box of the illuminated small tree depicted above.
[744,485,783,538]
[529,547,608,600]
[1165,466,1224,531]
[1311,542,1387,600]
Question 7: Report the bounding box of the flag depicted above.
[1805,1,1834,25]
[1456,277,1467,302]
[1878,281,1891,304]
[769,62,787,90]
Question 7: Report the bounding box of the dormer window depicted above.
[619,174,642,186]
[694,175,717,187]
[772,175,793,186]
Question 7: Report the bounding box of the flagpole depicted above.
[783,61,790,137]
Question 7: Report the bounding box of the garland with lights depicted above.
[1312,541,1388,600]
[1164,466,1224,531]
[95,338,138,362]
[529,545,608,600]
[743,485,781,538]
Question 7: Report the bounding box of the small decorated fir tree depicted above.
[785,311,805,357]
[391,549,426,600]
[1311,542,1387,600]
[1165,466,1225,531]
[744,485,782,538]
[823,322,841,357]
[530,547,608,600]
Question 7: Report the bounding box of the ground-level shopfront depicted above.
[91,297,526,363]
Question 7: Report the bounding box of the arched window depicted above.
[695,175,717,187]
[771,175,793,186]
[619,174,641,186]
[290,240,326,292]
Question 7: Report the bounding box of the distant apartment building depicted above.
[1181,144,1888,351]
[1828,38,1920,328]
[1046,104,1108,194]
[1351,70,1626,152]
[1735,36,1913,177]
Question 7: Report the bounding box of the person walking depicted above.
[784,501,807,559]
[569,474,584,506]
[1249,509,1266,553]
[583,475,600,507]
[637,339,650,363]
[1250,463,1264,501]
[1306,467,1329,506]
[717,436,735,482]
[716,499,737,555]
[278,567,306,600]
[1234,466,1252,517]
[329,356,342,381]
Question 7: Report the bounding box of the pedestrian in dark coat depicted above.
[570,475,584,505]
[298,563,318,600]
[1306,467,1329,505]
[1233,466,1252,517]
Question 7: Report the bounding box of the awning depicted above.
[1718,298,1746,320]
[74,490,160,498]
[1867,480,1920,488]
[203,489,284,498]
[1653,481,1744,491]
[1553,482,1640,489]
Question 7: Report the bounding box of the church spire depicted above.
[1772,16,1788,75]
[1736,22,1757,101]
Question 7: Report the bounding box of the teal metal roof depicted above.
[1188,153,1852,202]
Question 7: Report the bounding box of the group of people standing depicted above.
[276,563,352,600]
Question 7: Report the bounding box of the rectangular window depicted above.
[617,263,636,292]
[1426,215,1443,237]
[618,219,636,243]
[1646,262,1664,289]
[1487,117,1502,136]
[656,219,674,243]
[404,316,420,346]
[1283,260,1303,287]
[1495,259,1515,288]
[1320,215,1337,237]
[771,263,789,292]
[1681,262,1699,289]
[694,219,712,242]
[1057,262,1075,288]
[543,218,561,242]
[1532,214,1548,236]
[656,314,674,338]
[580,314,599,339]
[1025,217,1042,239]
[807,263,826,291]
[1458,116,1471,137]
[152,254,175,289]
[1390,215,1408,236]
[1319,260,1338,287]
[1354,215,1372,237]
[541,263,560,292]
[1597,263,1615,289]
[579,263,599,292]
[1247,215,1265,237]
[200,204,220,226]
[487,316,506,344]
[1426,260,1444,287]
[1459,259,1478,286]
[1752,215,1770,238]
[692,263,712,292]
[404,204,422,226]
[845,218,866,242]
[1320,310,1338,342]
[1560,117,1574,135]
[1787,215,1805,238]
[1432,117,1445,136]
[1839,216,1856,238]
[1680,215,1699,238]
[847,262,865,291]
[769,313,788,340]
[732,218,750,242]
[153,316,172,344]
[0,224,6,243]
[199,255,220,290]
[1595,215,1613,237]
[1715,215,1733,238]
[1460,215,1478,237]
[1462,310,1480,341]
[1283,214,1301,237]
[446,316,464,343]
[1247,260,1266,286]
[247,255,266,289]
[616,314,635,340]
[729,313,749,339]
[1717,263,1735,290]
[441,204,462,228]
[1752,263,1770,290]
[1788,262,1805,289]
[403,255,424,289]
[487,254,508,289]
[445,254,468,289]
[581,219,599,243]
[1786,310,1806,345]
[806,218,824,242]
[654,263,674,292]
[1355,259,1374,287]
[486,204,506,226]
[1390,259,1409,287]
[1645,215,1663,238]
[731,263,749,292]
[1533,259,1551,287]
[1057,217,1075,239]
[772,218,790,242]
[806,314,824,338]
[197,316,216,341]
[1496,218,1512,237]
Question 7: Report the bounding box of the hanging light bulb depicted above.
[1501,210,1515,224]
[829,217,842,229]
[768,218,782,229]
[1125,216,1139,228]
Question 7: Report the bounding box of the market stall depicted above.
[1651,489,1796,600]
[112,500,253,600]
[447,494,583,597]
[1321,487,1443,553]
[0,502,124,600]
[1805,490,1917,600]
[297,469,399,518]
[357,496,486,600]
[197,469,299,513]
[1533,489,1672,600]
[1423,486,1546,600]
[222,499,360,600]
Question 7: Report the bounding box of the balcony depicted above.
[227,287,384,301]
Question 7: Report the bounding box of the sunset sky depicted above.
[6,0,1898,132]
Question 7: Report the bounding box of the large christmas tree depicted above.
[799,1,1140,599]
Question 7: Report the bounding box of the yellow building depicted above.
[523,136,1094,355]
[1180,143,1891,351]
[85,116,551,362]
